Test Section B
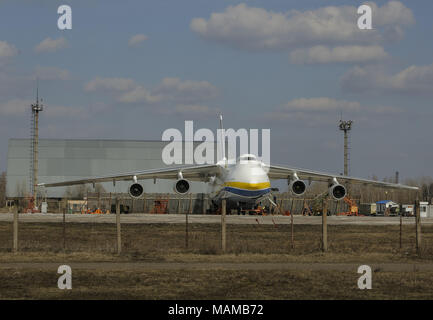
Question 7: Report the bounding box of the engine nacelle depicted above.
[329,183,346,200]
[174,179,190,194]
[129,183,144,198]
[289,179,306,196]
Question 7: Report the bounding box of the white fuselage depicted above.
[209,154,271,203]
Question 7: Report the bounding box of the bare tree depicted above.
[15,180,27,198]
[0,172,6,207]
[94,183,106,194]
[13,180,29,210]
[74,184,92,199]
[64,184,92,199]
[63,183,106,200]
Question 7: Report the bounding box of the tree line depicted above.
[0,172,5,207]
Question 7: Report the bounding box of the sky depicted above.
[0,0,432,182]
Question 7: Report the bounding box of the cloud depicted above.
[86,76,218,105]
[0,71,34,98]
[43,105,89,119]
[368,1,414,26]
[0,98,32,116]
[283,97,361,112]
[33,66,70,81]
[0,40,18,60]
[34,37,68,53]
[118,86,161,103]
[154,104,221,119]
[190,2,414,52]
[128,34,148,47]
[173,104,220,118]
[84,77,137,92]
[153,77,218,104]
[0,98,92,119]
[341,64,433,94]
[390,64,433,92]
[289,45,388,64]
[263,97,402,124]
[84,76,219,115]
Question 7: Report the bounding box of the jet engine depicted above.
[329,183,346,200]
[174,179,190,194]
[129,183,144,198]
[289,179,306,196]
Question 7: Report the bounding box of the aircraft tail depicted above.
[219,114,227,167]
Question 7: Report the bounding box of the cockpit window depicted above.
[239,155,256,161]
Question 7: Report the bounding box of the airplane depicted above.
[38,116,418,213]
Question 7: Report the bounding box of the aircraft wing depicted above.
[38,164,221,187]
[267,164,418,190]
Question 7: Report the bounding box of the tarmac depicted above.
[0,213,432,225]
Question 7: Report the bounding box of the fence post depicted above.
[185,194,191,249]
[13,206,18,253]
[322,198,328,252]
[202,194,206,215]
[289,199,294,249]
[116,197,121,255]
[399,203,403,250]
[415,198,421,254]
[143,193,147,213]
[189,193,193,215]
[63,207,66,251]
[221,199,227,253]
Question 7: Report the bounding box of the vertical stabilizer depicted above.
[219,114,227,167]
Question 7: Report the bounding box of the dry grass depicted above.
[1,269,433,299]
[0,222,432,263]
[1,221,433,299]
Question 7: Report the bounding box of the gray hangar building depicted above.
[6,138,213,199]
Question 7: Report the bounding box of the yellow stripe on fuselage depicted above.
[224,181,271,190]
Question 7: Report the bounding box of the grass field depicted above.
[0,221,432,299]
[2,269,433,299]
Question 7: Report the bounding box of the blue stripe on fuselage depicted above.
[223,187,271,198]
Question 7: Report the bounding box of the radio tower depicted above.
[29,84,43,210]
[339,118,353,176]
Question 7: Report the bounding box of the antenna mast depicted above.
[30,81,43,210]
[339,119,353,176]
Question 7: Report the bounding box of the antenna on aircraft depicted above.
[219,114,227,167]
